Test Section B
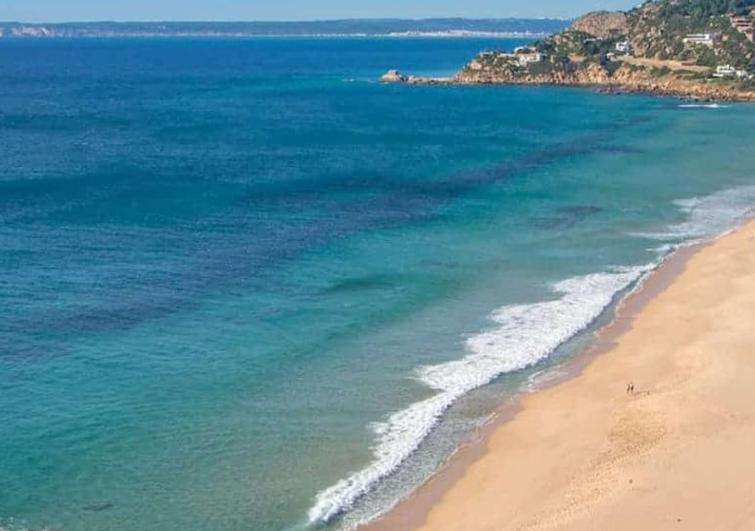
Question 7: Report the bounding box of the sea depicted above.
[1,37,754,531]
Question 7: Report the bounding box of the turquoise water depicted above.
[1,38,754,531]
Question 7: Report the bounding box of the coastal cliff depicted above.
[386,0,755,101]
[453,57,755,101]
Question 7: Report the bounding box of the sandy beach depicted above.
[366,218,755,531]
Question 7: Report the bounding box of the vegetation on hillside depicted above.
[462,0,755,86]
[628,0,755,68]
[654,0,755,19]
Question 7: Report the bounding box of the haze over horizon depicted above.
[2,0,640,23]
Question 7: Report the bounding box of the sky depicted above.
[0,0,641,23]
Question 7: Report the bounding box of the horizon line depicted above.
[0,16,573,25]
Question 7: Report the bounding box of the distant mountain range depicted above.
[0,19,569,38]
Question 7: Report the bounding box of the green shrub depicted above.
[527,61,554,75]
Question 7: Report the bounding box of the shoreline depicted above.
[384,75,755,103]
[362,218,755,530]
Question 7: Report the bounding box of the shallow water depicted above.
[1,37,754,531]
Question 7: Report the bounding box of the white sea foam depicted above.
[635,185,755,241]
[307,265,652,525]
[678,103,729,109]
[308,184,755,527]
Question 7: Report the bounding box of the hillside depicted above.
[450,0,755,100]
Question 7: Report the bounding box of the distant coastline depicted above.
[0,19,568,39]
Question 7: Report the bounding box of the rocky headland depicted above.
[383,0,755,102]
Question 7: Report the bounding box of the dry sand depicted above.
[366,219,755,531]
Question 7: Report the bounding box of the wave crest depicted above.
[635,185,755,241]
[308,183,755,527]
[307,266,651,525]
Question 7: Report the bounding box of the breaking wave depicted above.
[307,265,652,525]
[678,103,730,109]
[635,185,755,241]
[307,183,755,527]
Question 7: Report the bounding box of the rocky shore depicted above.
[454,61,755,101]
[381,63,755,102]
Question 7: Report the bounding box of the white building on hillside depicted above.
[517,53,545,67]
[615,41,631,53]
[713,64,737,78]
[683,33,720,46]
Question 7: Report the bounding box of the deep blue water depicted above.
[1,38,755,531]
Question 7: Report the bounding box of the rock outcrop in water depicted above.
[381,70,407,83]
